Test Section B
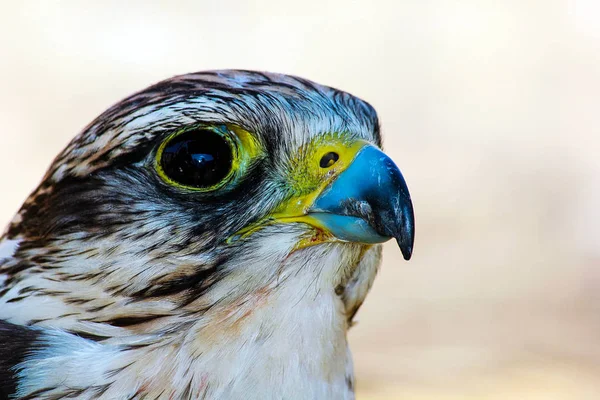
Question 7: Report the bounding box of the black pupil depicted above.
[161,129,233,188]
[319,152,340,168]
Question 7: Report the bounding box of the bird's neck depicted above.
[130,264,354,399]
[12,249,357,399]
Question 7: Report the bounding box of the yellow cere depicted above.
[231,133,370,250]
[154,124,262,192]
[274,133,368,219]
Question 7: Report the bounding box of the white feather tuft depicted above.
[0,238,20,261]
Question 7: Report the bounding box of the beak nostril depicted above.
[319,152,340,168]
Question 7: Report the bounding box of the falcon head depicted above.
[0,70,414,399]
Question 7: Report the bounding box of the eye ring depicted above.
[319,152,340,168]
[155,125,236,192]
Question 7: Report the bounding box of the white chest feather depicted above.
[14,243,365,400]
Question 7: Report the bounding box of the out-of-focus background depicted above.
[1,1,598,398]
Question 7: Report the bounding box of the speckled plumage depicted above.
[0,70,395,399]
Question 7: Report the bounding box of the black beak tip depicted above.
[395,206,415,261]
[397,238,413,261]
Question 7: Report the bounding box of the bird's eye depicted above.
[156,128,234,191]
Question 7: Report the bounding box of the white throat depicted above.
[15,238,363,400]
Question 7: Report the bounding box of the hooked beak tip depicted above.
[397,203,415,260]
[398,238,413,260]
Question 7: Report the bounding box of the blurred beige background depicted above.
[1,1,599,399]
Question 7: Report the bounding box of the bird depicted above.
[0,70,414,400]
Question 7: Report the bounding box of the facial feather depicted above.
[0,70,387,399]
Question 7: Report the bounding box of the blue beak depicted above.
[310,145,415,260]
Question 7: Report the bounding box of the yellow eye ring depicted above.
[154,124,262,192]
